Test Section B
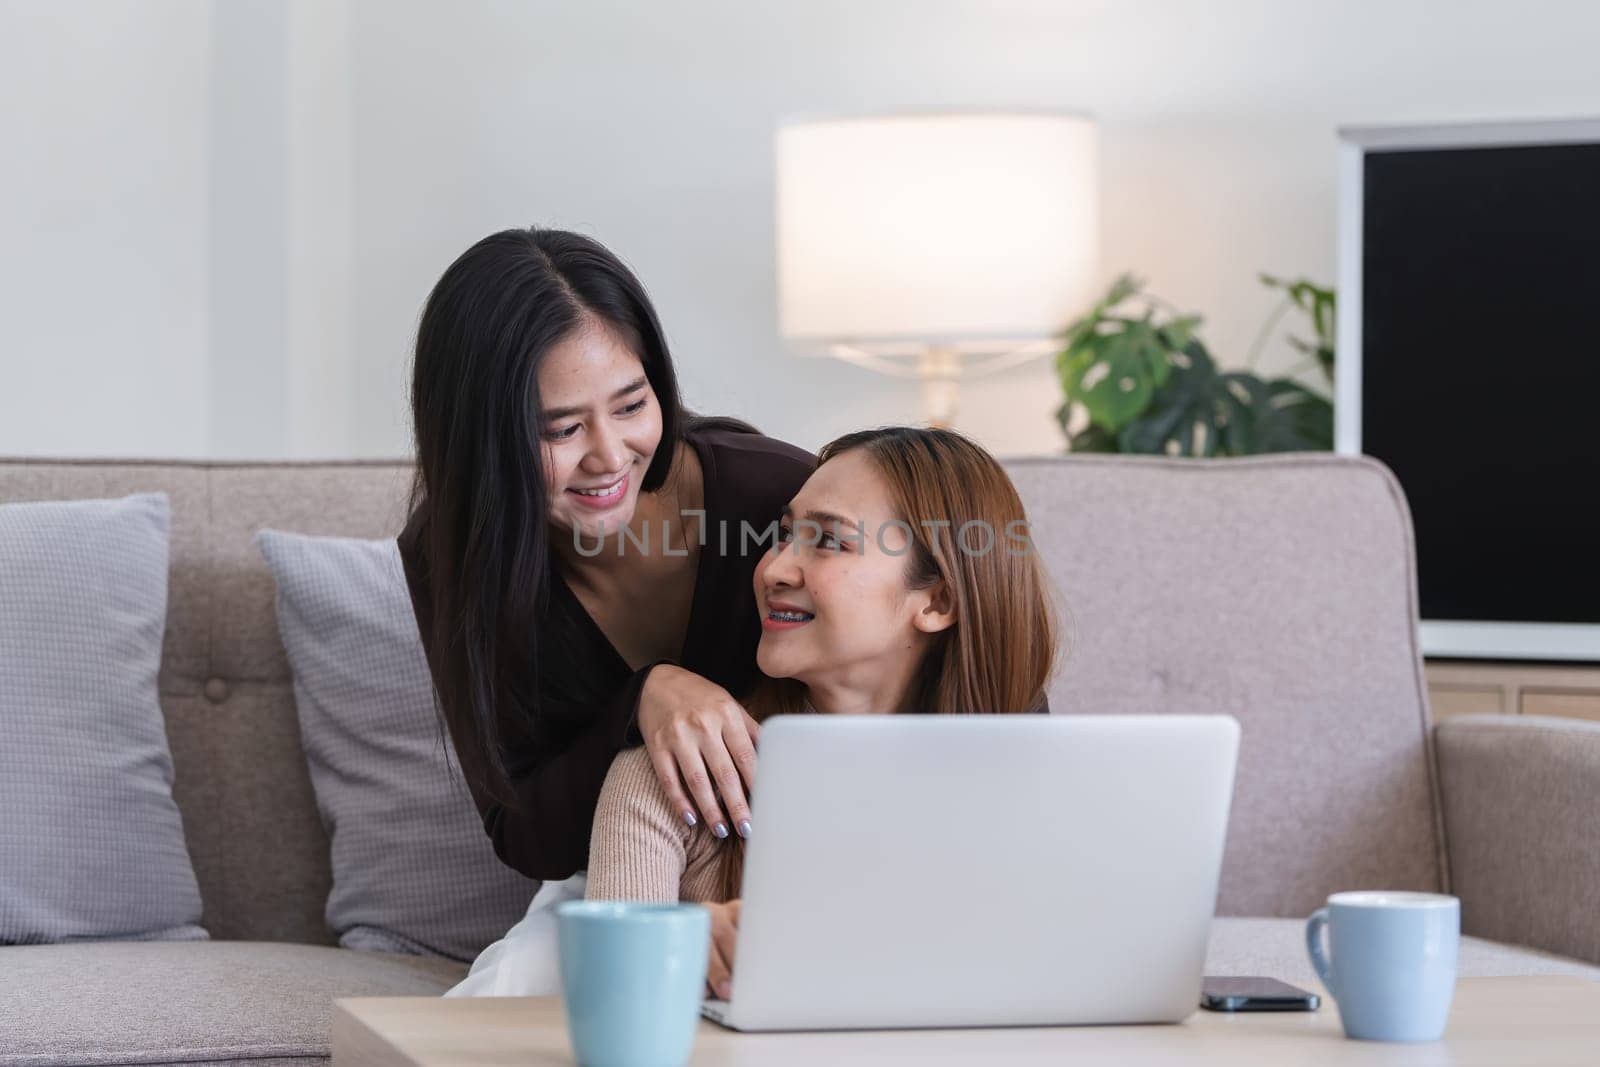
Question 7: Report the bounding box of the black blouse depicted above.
[398,424,816,880]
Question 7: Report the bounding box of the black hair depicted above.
[407,227,687,806]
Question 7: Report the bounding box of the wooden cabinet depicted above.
[1425,660,1600,723]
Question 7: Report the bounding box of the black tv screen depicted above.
[1361,140,1600,628]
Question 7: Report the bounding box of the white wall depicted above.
[207,0,289,458]
[0,0,353,460]
[340,0,1600,457]
[0,0,211,458]
[284,0,354,459]
[5,0,1600,458]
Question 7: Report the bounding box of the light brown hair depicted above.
[723,426,1060,897]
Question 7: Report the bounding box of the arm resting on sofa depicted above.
[1435,714,1600,966]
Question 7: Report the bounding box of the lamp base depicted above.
[920,346,961,429]
[820,339,1057,431]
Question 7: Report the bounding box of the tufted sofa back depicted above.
[0,452,1441,939]
[1006,452,1443,916]
[0,459,414,942]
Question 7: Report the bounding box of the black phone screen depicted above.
[1200,975,1320,1012]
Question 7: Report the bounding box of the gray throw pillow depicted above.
[255,530,538,961]
[0,492,206,944]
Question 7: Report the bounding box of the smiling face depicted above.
[538,318,663,541]
[752,449,954,713]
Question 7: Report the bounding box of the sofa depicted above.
[2,452,1596,1066]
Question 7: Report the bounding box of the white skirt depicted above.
[444,873,588,997]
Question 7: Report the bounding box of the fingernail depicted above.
[718,981,732,999]
[737,820,752,838]
[682,810,698,827]
[713,822,729,839]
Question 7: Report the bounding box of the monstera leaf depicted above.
[1254,379,1334,452]
[1056,274,1335,456]
[1052,403,1120,452]
[1111,345,1332,456]
[1116,342,1234,456]
[1055,273,1200,435]
[1056,322,1165,433]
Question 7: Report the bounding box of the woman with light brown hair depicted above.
[584,425,1058,998]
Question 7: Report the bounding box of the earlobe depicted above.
[912,585,957,634]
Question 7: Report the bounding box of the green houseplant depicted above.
[1054,273,1335,455]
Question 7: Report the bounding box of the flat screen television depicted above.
[1337,118,1600,663]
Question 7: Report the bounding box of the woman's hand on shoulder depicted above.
[705,899,740,1000]
[637,664,759,840]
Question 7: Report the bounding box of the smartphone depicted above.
[1200,976,1320,1012]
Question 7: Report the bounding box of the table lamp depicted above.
[776,113,1098,428]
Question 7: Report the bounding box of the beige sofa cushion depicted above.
[1436,715,1600,964]
[0,941,467,1066]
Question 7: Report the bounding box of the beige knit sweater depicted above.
[585,747,735,904]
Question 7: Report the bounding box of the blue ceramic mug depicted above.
[1306,891,1459,1042]
[556,901,710,1067]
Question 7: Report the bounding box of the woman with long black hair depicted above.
[399,227,813,882]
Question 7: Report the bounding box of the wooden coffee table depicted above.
[333,976,1600,1065]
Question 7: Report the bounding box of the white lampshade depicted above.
[777,113,1098,346]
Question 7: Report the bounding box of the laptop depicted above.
[701,713,1240,1031]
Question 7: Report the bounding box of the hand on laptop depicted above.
[638,665,760,839]
[705,899,741,999]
